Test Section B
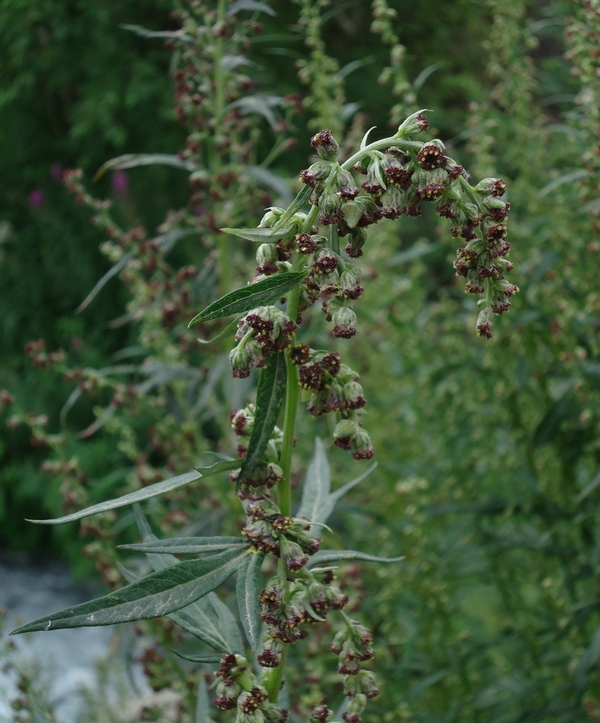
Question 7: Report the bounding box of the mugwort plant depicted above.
[11,110,515,723]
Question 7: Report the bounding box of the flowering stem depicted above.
[342,137,421,171]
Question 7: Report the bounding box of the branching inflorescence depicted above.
[11,110,515,723]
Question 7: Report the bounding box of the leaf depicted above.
[297,439,377,536]
[539,169,590,196]
[26,460,239,525]
[188,272,305,326]
[389,242,437,267]
[297,438,331,533]
[227,0,276,16]
[119,536,247,554]
[196,671,216,723]
[247,167,294,206]
[130,507,246,654]
[271,186,311,233]
[577,470,600,505]
[173,651,221,665]
[307,550,404,568]
[11,547,249,634]
[120,23,193,42]
[237,352,287,490]
[220,226,285,243]
[412,60,445,92]
[237,551,265,651]
[76,252,133,313]
[94,153,200,181]
[224,95,282,129]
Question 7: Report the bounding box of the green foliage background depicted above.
[2,0,600,721]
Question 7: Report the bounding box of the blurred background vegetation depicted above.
[2,0,600,721]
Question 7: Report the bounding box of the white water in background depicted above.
[0,553,114,722]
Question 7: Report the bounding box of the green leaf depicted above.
[271,186,312,233]
[119,536,247,554]
[220,226,287,243]
[120,23,194,42]
[11,547,249,634]
[237,551,265,651]
[94,153,199,180]
[307,550,404,567]
[224,95,282,129]
[173,652,221,665]
[188,272,305,327]
[297,437,331,534]
[539,169,590,196]
[297,439,377,535]
[237,351,287,490]
[26,460,240,525]
[227,0,276,16]
[130,506,245,654]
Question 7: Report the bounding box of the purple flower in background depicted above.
[111,170,130,198]
[50,164,64,182]
[28,189,46,210]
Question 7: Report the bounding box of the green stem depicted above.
[342,137,422,171]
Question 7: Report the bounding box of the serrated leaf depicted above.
[237,352,287,490]
[11,547,249,634]
[119,536,246,554]
[26,460,239,525]
[237,551,265,650]
[188,272,305,327]
[227,0,276,16]
[94,153,199,181]
[220,226,285,243]
[297,439,377,536]
[307,550,404,567]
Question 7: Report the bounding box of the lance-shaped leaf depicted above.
[271,185,312,233]
[227,0,276,17]
[120,23,193,42]
[220,227,289,243]
[188,272,305,327]
[119,536,247,555]
[237,352,287,490]
[11,547,249,635]
[195,674,216,723]
[94,153,200,180]
[237,551,265,651]
[26,460,239,525]
[307,550,404,568]
[130,507,245,654]
[297,438,377,536]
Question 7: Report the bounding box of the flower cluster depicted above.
[213,654,288,723]
[229,307,297,378]
[297,113,515,338]
[229,405,284,499]
[257,565,349,668]
[241,499,320,565]
[330,620,379,723]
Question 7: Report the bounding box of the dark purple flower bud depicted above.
[300,161,333,188]
[299,362,327,392]
[475,177,507,197]
[334,168,360,200]
[417,141,446,170]
[362,159,387,195]
[331,305,358,338]
[310,705,332,723]
[379,184,404,219]
[333,419,356,449]
[344,229,367,258]
[484,222,508,243]
[111,170,130,198]
[321,352,341,375]
[290,343,311,365]
[296,233,320,255]
[342,380,366,410]
[313,248,339,274]
[476,307,493,339]
[413,168,450,201]
[352,427,374,460]
[382,153,412,188]
[318,192,344,226]
[229,345,253,378]
[445,158,465,180]
[281,538,309,571]
[310,129,340,161]
[396,110,430,136]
